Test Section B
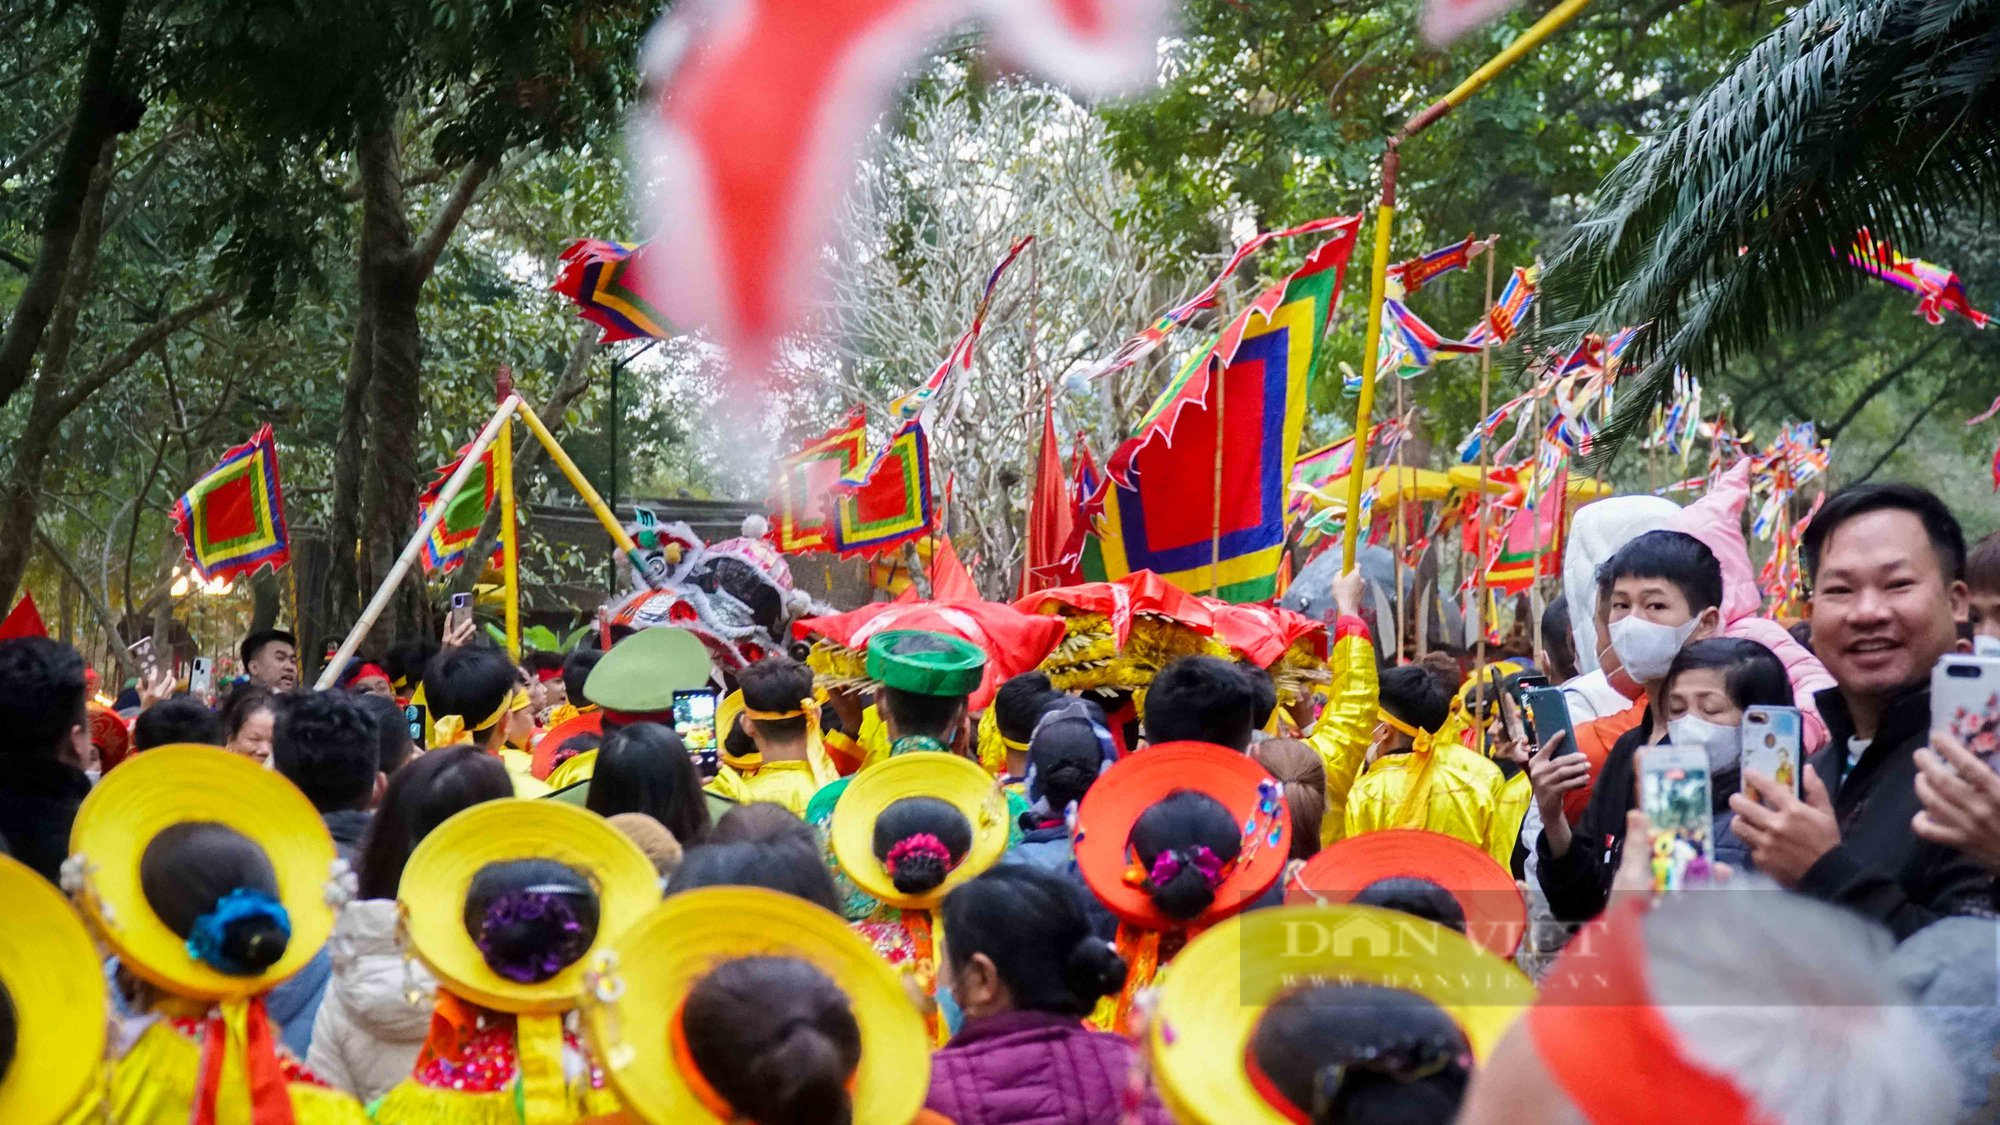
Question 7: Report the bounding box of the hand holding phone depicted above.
[674,688,721,778]
[1522,686,1575,757]
[1640,745,1713,890]
[444,593,475,648]
[190,657,214,702]
[1933,654,2000,766]
[1742,705,1803,800]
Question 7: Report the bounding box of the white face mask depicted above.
[1975,634,2000,658]
[1609,613,1704,682]
[1667,715,1741,771]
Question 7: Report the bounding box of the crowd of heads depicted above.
[0,470,1995,1125]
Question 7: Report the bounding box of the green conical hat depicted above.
[865,629,986,698]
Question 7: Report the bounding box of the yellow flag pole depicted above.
[496,369,521,661]
[1339,0,1595,572]
[512,399,668,591]
[314,394,520,690]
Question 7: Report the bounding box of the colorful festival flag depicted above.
[1485,464,1568,594]
[418,442,504,574]
[1072,215,1360,385]
[1459,266,1538,349]
[768,408,870,554]
[830,421,935,557]
[1287,427,1376,522]
[551,240,676,342]
[630,0,1170,371]
[1388,234,1494,295]
[171,425,292,582]
[1089,219,1363,602]
[1845,229,1991,327]
[889,236,1034,422]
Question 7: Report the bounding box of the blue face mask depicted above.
[935,981,967,1038]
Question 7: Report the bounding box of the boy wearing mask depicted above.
[1530,530,1724,923]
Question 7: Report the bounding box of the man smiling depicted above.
[1729,483,1987,938]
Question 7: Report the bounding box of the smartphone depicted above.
[674,687,720,778]
[449,592,473,635]
[1639,744,1713,891]
[404,701,426,744]
[1933,654,2000,766]
[1521,686,1575,756]
[1504,673,1549,741]
[129,636,161,683]
[190,657,213,701]
[1741,705,1803,798]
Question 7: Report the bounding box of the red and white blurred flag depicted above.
[631,0,1171,373]
[1422,0,1522,45]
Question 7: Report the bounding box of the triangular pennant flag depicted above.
[0,594,47,641]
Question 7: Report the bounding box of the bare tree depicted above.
[775,75,1205,596]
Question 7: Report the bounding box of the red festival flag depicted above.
[1020,395,1075,596]
[629,0,1170,371]
[0,594,47,641]
[1091,218,1364,602]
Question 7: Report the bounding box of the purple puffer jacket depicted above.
[926,1010,1171,1125]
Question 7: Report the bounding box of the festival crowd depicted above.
[1,471,1998,1125]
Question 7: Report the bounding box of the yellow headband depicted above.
[434,687,531,746]
[1376,708,1435,757]
[728,698,820,775]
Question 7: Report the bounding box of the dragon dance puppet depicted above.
[602,514,828,673]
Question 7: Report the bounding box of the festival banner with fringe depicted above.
[552,240,676,342]
[1071,215,1360,385]
[831,421,935,557]
[769,408,869,554]
[419,442,503,574]
[1088,218,1363,602]
[171,425,292,582]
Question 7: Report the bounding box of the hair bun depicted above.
[889,852,949,895]
[752,1015,856,1125]
[221,914,290,974]
[1147,849,1218,921]
[1063,936,1128,1002]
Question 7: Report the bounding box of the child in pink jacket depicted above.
[1669,459,1836,751]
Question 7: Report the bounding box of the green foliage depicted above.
[1531,0,2000,459]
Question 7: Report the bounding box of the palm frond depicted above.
[1528,0,2000,465]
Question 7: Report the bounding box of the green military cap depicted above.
[584,627,714,712]
[865,629,987,698]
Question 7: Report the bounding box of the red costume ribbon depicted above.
[191,997,295,1125]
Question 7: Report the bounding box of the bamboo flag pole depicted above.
[1474,241,1498,679]
[496,414,521,661]
[315,395,521,689]
[1338,0,1595,572]
[512,399,667,592]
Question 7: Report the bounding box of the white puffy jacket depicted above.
[305,898,436,1103]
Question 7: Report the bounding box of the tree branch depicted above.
[0,0,136,413]
[1853,383,1952,484]
[0,121,65,186]
[54,291,233,418]
[1821,336,1948,439]
[410,156,498,281]
[33,523,136,675]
